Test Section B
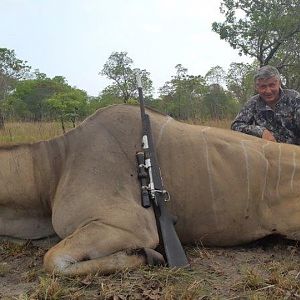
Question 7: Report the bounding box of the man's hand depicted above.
[262,129,276,142]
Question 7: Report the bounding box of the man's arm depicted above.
[231,100,267,138]
[294,92,300,132]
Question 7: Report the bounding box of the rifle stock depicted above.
[136,74,189,268]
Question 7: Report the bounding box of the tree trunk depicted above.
[60,117,66,134]
[0,109,5,129]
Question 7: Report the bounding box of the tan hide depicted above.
[1,104,300,274]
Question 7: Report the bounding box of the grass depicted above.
[1,224,300,299]
[0,121,74,145]
[2,239,297,299]
[0,262,10,277]
[22,265,210,299]
[0,239,35,258]
[0,118,231,147]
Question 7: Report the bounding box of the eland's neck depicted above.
[0,138,66,213]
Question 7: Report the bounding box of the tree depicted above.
[205,66,226,86]
[6,75,88,122]
[202,84,238,119]
[226,62,257,104]
[47,89,88,133]
[97,85,124,107]
[212,0,300,67]
[158,65,207,119]
[11,76,68,121]
[0,48,31,127]
[32,69,47,80]
[271,32,300,90]
[2,95,29,120]
[100,52,153,102]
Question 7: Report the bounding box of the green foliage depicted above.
[212,0,300,66]
[0,48,254,124]
[47,89,88,119]
[212,0,300,90]
[155,64,239,120]
[127,99,138,105]
[1,95,30,120]
[157,64,208,119]
[202,84,239,119]
[271,32,300,90]
[3,74,89,126]
[226,62,258,104]
[32,69,47,80]
[47,89,88,131]
[0,48,31,100]
[87,86,125,112]
[205,66,226,86]
[10,76,68,121]
[100,52,153,102]
[0,48,31,127]
[99,85,125,106]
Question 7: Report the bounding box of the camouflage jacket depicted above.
[231,89,300,144]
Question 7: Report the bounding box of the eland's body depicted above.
[1,104,300,274]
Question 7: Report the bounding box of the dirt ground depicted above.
[1,235,300,299]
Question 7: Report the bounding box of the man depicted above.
[231,65,300,144]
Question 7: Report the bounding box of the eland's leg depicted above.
[43,220,162,275]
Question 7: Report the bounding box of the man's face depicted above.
[255,76,281,107]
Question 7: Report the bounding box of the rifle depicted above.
[136,74,189,268]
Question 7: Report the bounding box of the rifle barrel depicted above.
[136,73,189,268]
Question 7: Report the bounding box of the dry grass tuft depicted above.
[22,266,209,299]
[0,262,10,277]
[3,222,300,299]
[0,240,34,258]
[30,275,71,300]
[0,121,73,145]
[187,118,232,129]
[0,118,231,147]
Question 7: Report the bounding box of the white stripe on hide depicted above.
[276,144,282,199]
[241,141,250,214]
[201,127,218,226]
[291,151,296,192]
[156,116,173,148]
[262,142,270,202]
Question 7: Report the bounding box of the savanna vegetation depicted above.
[1,1,299,131]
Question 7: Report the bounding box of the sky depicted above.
[0,0,251,97]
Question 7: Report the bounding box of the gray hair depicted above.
[254,65,281,82]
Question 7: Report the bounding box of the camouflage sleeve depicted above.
[294,92,300,131]
[231,100,265,138]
